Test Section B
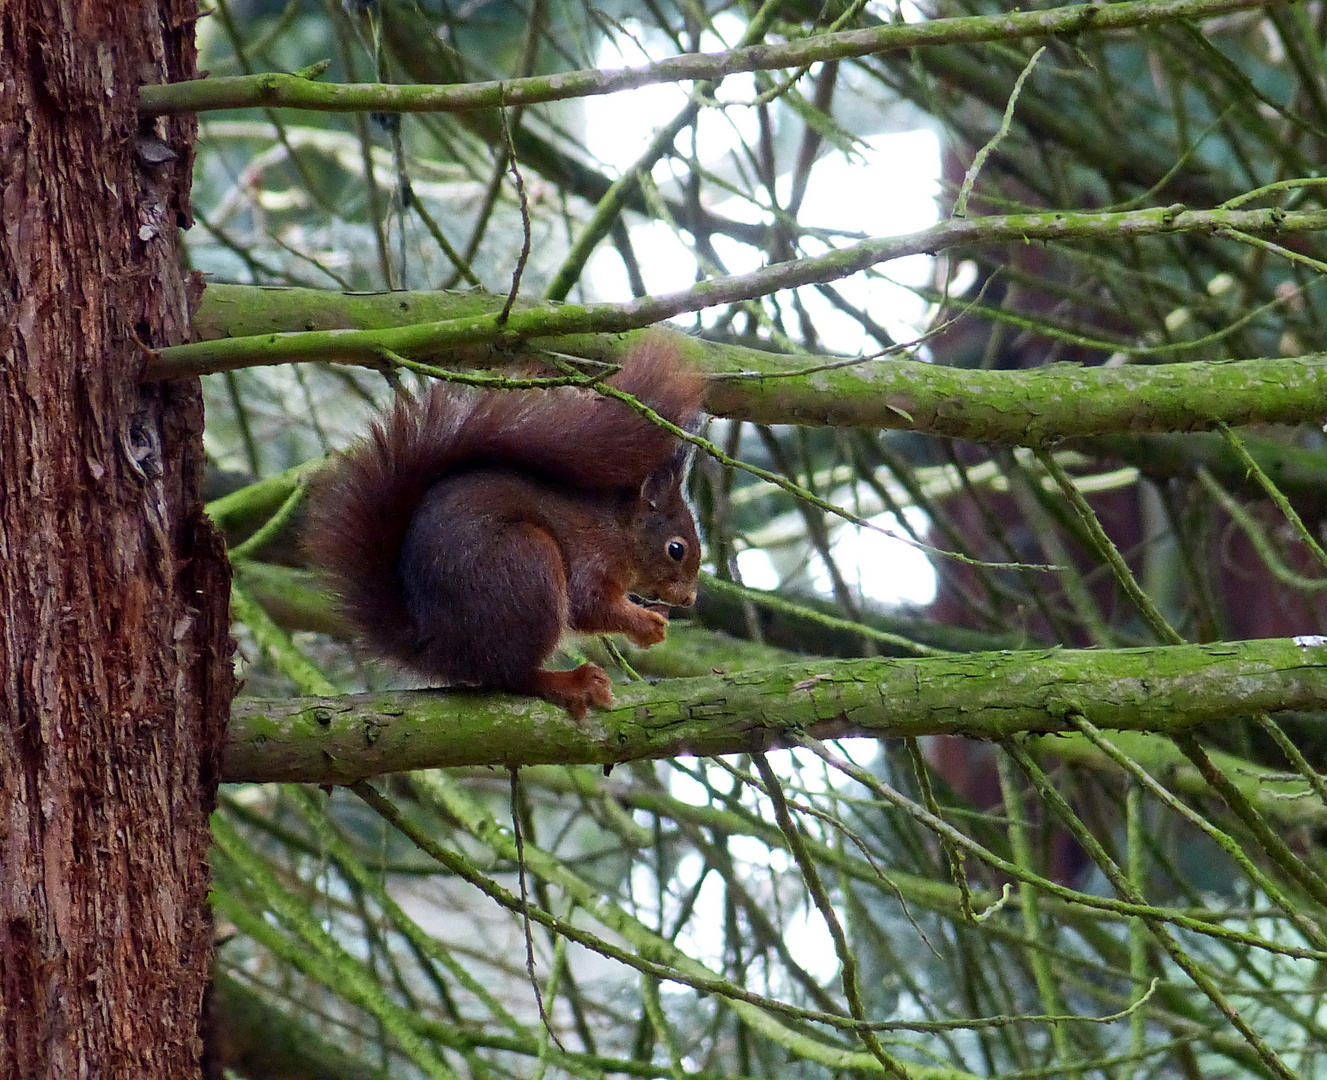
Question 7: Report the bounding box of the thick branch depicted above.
[224,635,1327,784]
[187,283,1327,444]
[139,0,1286,117]
[159,205,1327,382]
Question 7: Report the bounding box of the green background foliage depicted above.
[184,2,1327,1077]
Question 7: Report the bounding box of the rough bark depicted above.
[0,2,233,1076]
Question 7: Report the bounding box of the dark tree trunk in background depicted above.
[0,2,233,1076]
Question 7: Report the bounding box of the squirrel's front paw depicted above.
[625,608,669,648]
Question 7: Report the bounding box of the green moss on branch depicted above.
[140,0,1285,117]
[225,635,1327,783]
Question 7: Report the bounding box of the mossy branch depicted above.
[162,204,1327,380]
[181,276,1327,447]
[139,0,1283,117]
[224,635,1327,784]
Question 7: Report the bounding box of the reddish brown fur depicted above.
[303,335,706,715]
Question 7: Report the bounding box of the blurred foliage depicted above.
[200,2,1327,1078]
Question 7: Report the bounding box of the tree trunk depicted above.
[0,2,232,1076]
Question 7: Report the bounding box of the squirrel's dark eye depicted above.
[667,539,686,562]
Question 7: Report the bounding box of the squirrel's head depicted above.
[629,449,701,607]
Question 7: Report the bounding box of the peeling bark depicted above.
[0,2,233,1075]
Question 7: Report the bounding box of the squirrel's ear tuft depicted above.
[640,447,691,507]
[609,332,708,430]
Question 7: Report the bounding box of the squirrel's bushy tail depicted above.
[303,336,706,664]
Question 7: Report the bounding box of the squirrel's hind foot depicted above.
[530,663,615,718]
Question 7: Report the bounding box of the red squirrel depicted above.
[304,337,707,716]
